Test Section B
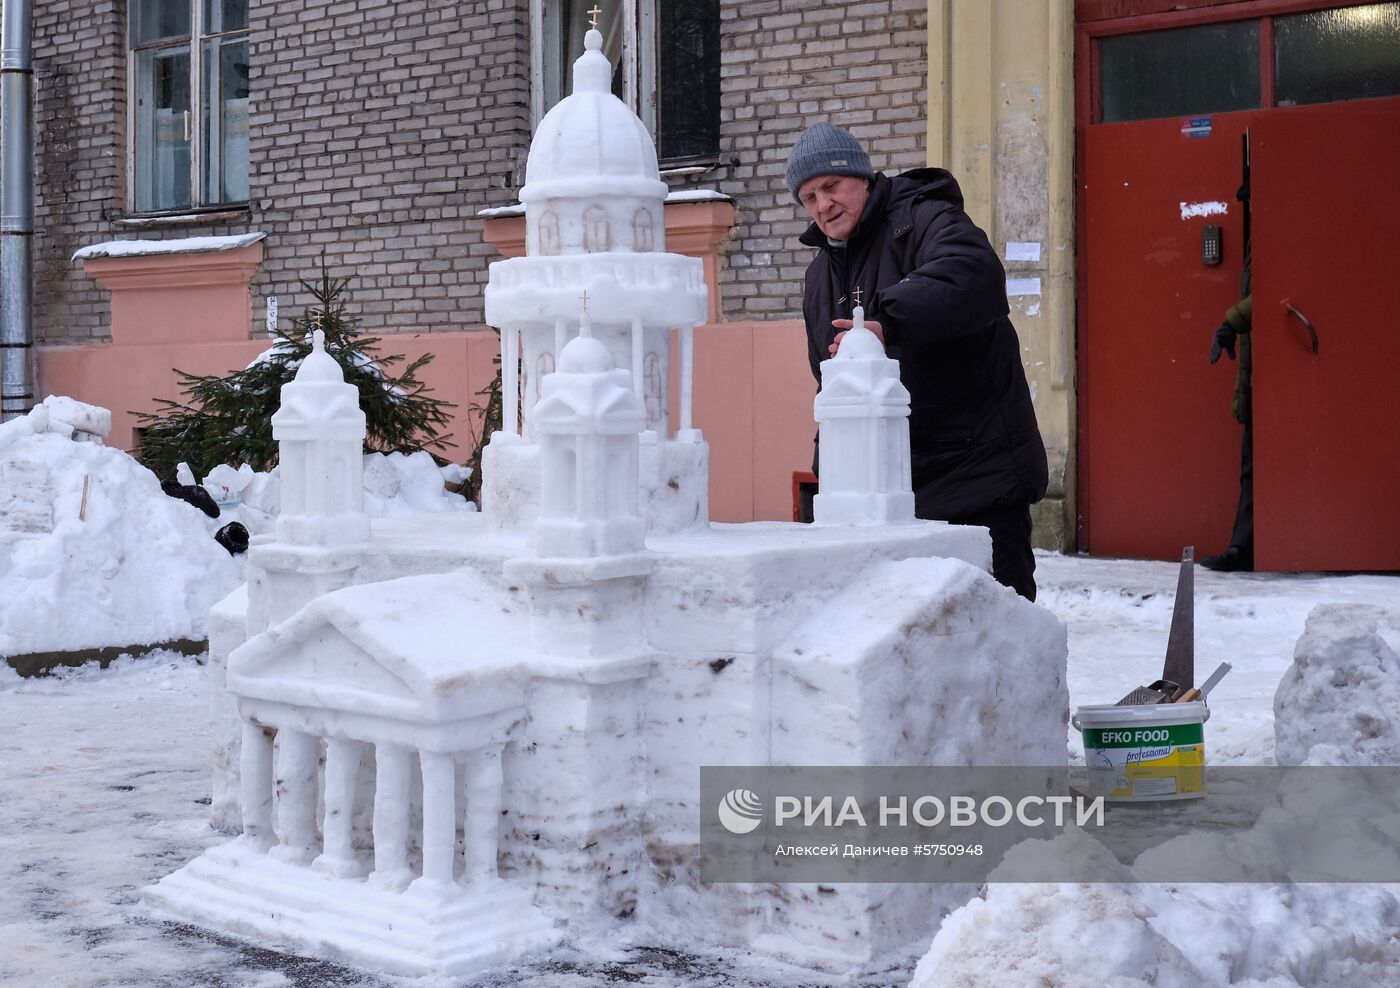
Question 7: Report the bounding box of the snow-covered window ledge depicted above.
[480,192,734,323]
[74,234,267,347]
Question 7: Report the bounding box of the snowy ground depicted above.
[1,552,1396,988]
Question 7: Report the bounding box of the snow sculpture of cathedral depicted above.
[145,25,1070,983]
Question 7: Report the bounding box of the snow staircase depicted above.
[143,839,560,977]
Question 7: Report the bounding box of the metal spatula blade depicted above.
[1162,547,1195,696]
[1115,679,1181,706]
[1110,547,1197,707]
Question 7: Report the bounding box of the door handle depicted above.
[1282,300,1319,355]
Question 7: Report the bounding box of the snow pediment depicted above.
[534,372,644,434]
[819,371,910,405]
[228,571,531,723]
[272,386,366,432]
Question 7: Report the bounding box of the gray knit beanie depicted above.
[785,122,876,204]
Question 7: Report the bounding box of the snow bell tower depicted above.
[271,329,371,546]
[812,300,916,525]
[247,328,373,633]
[483,21,710,536]
[531,304,646,558]
[500,297,656,927]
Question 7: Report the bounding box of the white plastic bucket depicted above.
[1072,701,1209,801]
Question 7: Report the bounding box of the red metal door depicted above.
[1081,112,1255,559]
[1251,101,1400,571]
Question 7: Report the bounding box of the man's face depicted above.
[797,174,871,242]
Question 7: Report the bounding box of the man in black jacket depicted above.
[787,122,1048,600]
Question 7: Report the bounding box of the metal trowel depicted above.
[1115,678,1181,706]
[1115,547,1195,705]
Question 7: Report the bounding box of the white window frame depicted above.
[126,0,250,215]
[530,0,652,135]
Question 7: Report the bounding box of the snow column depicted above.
[371,744,413,888]
[270,729,320,864]
[416,752,457,888]
[464,745,505,884]
[313,739,365,878]
[239,723,275,844]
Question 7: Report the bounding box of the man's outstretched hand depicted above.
[830,318,885,356]
[1210,322,1236,364]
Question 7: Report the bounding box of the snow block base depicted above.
[143,839,561,978]
[198,513,1067,978]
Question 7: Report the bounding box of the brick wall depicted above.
[29,0,922,345]
[247,0,529,333]
[31,0,530,346]
[30,0,128,344]
[708,0,929,322]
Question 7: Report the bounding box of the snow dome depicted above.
[553,319,616,375]
[520,29,667,256]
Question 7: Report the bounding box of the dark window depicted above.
[1099,20,1261,123]
[132,0,190,45]
[657,0,720,160]
[1275,2,1400,107]
[539,0,720,164]
[546,0,625,104]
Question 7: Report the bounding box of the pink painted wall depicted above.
[689,319,815,522]
[39,332,501,457]
[39,319,818,522]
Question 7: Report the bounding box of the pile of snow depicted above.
[1,397,473,658]
[1274,603,1400,766]
[217,449,473,537]
[912,828,1400,988]
[0,395,111,447]
[0,404,242,657]
[361,450,472,517]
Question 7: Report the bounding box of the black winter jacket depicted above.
[801,169,1048,520]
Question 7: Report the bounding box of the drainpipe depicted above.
[1,0,35,421]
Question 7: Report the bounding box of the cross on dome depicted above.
[579,293,594,338]
[588,4,602,29]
